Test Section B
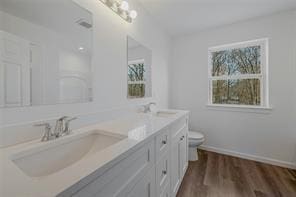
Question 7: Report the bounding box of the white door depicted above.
[0,31,30,107]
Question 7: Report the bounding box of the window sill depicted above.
[206,104,272,114]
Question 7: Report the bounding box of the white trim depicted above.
[127,81,145,85]
[210,74,262,80]
[128,59,145,65]
[208,38,269,52]
[208,38,269,108]
[206,104,272,114]
[199,145,296,170]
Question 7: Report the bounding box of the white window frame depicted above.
[208,38,270,109]
[128,59,146,98]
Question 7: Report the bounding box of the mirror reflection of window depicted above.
[0,0,93,108]
[127,36,152,99]
[128,59,146,98]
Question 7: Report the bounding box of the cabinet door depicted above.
[170,135,181,197]
[127,168,155,197]
[179,132,188,180]
[70,141,155,197]
[156,152,170,197]
[160,183,170,197]
[171,125,188,197]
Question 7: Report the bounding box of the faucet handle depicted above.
[66,117,77,122]
[34,123,53,141]
[34,123,51,129]
[57,116,69,121]
[64,117,77,135]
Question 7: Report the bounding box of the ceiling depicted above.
[137,0,296,36]
[0,0,92,50]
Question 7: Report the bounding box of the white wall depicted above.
[170,10,296,168]
[0,0,171,126]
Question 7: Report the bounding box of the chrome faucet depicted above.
[143,102,156,113]
[34,116,77,142]
[53,116,68,137]
[35,123,55,142]
[63,117,77,135]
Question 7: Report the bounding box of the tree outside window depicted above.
[128,59,146,98]
[208,39,269,107]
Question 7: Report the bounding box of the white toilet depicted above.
[188,131,205,161]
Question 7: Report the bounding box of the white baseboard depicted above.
[199,145,296,170]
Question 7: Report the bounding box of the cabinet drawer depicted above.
[155,127,170,160]
[71,140,155,197]
[170,116,188,138]
[156,152,170,197]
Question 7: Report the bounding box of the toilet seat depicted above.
[189,131,204,140]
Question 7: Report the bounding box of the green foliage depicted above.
[128,84,145,98]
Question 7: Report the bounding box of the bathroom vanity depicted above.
[0,110,189,197]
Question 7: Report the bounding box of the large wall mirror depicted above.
[0,0,93,108]
[127,36,152,99]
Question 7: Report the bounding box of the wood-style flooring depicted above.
[177,150,296,197]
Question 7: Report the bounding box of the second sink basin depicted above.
[11,131,126,177]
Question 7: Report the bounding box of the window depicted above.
[128,59,146,98]
[208,39,269,108]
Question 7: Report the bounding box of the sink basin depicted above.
[154,111,178,118]
[11,131,125,177]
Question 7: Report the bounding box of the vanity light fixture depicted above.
[120,1,129,11]
[99,0,137,23]
[129,10,137,19]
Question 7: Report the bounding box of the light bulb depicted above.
[129,10,137,19]
[120,1,129,11]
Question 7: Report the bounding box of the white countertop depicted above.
[0,110,189,197]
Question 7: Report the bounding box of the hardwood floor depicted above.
[177,150,296,197]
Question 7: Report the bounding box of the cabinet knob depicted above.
[162,140,167,145]
[180,136,185,141]
[162,170,167,175]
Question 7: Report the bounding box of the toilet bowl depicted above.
[188,131,205,161]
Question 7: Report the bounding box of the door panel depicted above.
[179,132,188,179]
[0,31,30,107]
[170,137,180,197]
[127,168,155,197]
[4,62,22,106]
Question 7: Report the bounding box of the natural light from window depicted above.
[208,39,269,109]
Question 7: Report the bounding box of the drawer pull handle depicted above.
[162,170,167,175]
[162,140,167,145]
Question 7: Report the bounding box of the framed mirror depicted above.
[0,0,93,108]
[127,36,152,99]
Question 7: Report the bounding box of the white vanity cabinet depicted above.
[170,117,189,197]
[155,127,171,197]
[66,114,189,197]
